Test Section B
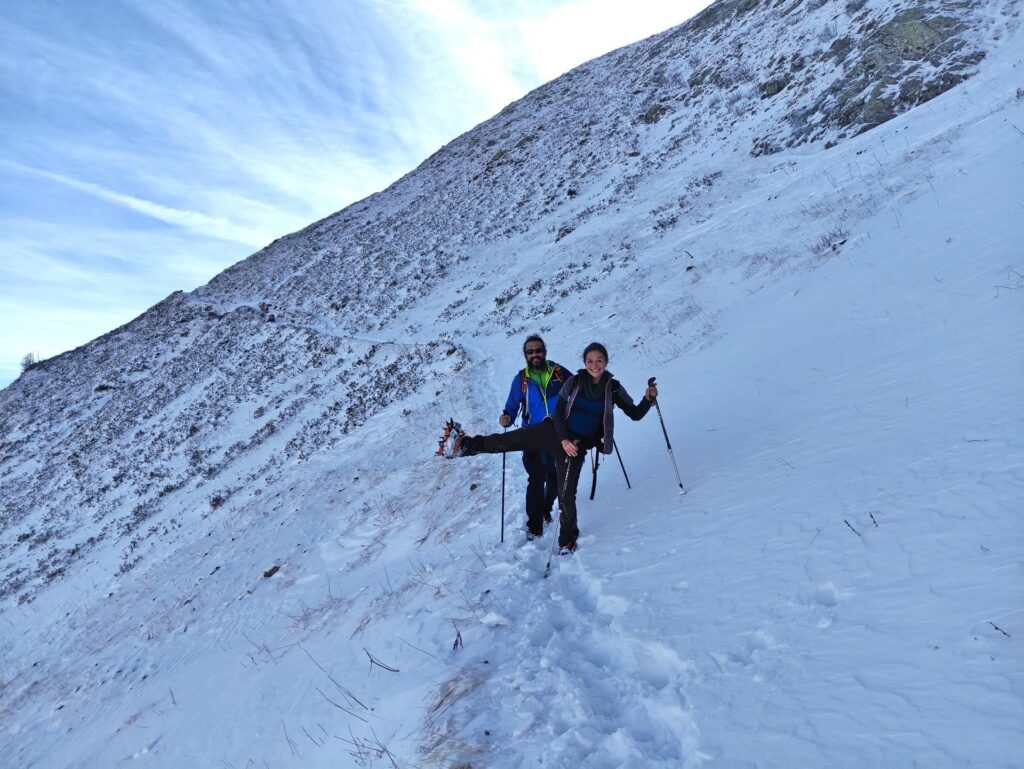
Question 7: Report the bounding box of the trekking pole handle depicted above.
[649,380,669,443]
[648,376,686,493]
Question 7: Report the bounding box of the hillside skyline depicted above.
[0,0,712,387]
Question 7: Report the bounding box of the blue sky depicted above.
[0,0,711,387]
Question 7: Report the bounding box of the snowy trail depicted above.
[443,542,703,767]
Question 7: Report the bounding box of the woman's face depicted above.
[584,351,607,381]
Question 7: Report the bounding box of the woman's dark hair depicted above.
[582,342,609,362]
[522,334,546,354]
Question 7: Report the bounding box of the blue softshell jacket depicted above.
[502,362,567,427]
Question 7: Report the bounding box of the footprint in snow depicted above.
[472,560,702,766]
[809,581,844,628]
[812,581,840,608]
[710,630,776,673]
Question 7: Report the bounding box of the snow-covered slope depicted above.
[0,0,1010,598]
[2,1,1022,767]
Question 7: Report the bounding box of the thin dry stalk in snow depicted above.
[364,647,400,673]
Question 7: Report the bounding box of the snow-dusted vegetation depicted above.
[1,1,1021,766]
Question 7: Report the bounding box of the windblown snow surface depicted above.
[1,2,1023,768]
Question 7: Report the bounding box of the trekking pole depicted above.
[648,377,686,495]
[500,427,507,543]
[544,510,561,577]
[544,452,575,578]
[612,439,631,489]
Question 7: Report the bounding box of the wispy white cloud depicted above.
[1,220,229,290]
[504,1,701,82]
[4,161,276,247]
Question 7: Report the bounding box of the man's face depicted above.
[523,342,547,371]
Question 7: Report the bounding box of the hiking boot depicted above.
[558,539,577,555]
[452,433,479,457]
[526,528,542,541]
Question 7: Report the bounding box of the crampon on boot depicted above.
[437,419,470,458]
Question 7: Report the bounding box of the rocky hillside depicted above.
[0,0,1013,603]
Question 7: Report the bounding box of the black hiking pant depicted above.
[471,421,592,547]
[522,449,558,535]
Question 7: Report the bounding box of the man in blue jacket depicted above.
[499,335,567,539]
